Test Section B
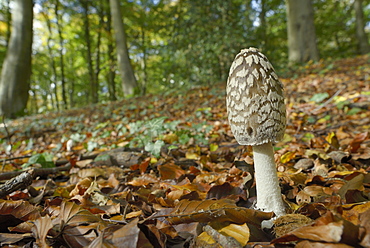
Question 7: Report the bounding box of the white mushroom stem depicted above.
[253,142,286,217]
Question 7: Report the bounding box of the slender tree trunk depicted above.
[140,27,147,95]
[0,0,33,118]
[66,41,76,108]
[105,4,117,101]
[29,88,38,114]
[286,0,319,64]
[94,0,104,96]
[109,0,137,96]
[258,0,267,49]
[354,0,370,54]
[55,0,68,109]
[5,0,11,47]
[81,0,98,103]
[42,11,60,111]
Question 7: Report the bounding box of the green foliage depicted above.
[346,107,362,116]
[1,0,365,114]
[314,0,358,58]
[126,116,212,157]
[22,153,55,169]
[310,92,329,103]
[128,117,168,157]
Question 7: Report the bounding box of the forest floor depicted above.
[0,54,370,247]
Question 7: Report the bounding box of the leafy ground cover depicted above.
[0,54,370,247]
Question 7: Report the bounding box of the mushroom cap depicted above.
[226,47,286,146]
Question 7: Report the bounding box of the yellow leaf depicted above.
[210,143,218,152]
[163,133,178,144]
[210,222,250,247]
[126,210,143,219]
[53,187,71,198]
[280,151,296,163]
[196,231,217,245]
[325,132,339,150]
[185,152,199,160]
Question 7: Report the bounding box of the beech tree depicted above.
[286,0,319,64]
[354,0,370,54]
[0,0,33,118]
[109,0,138,96]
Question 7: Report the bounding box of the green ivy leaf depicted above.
[145,140,165,158]
[22,153,55,169]
[310,92,329,103]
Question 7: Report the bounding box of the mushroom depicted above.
[226,47,286,217]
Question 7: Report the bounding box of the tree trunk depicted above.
[4,0,11,48]
[257,0,267,49]
[105,3,117,101]
[354,0,370,54]
[140,26,147,95]
[286,0,319,64]
[94,0,104,98]
[42,11,60,111]
[0,0,33,118]
[109,0,137,96]
[55,0,68,109]
[81,0,98,103]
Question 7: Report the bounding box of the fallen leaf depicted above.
[167,199,273,226]
[349,132,368,153]
[32,215,53,248]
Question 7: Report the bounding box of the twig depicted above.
[0,163,71,181]
[312,87,344,113]
[0,155,32,164]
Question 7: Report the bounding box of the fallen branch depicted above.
[0,155,32,164]
[0,163,71,181]
[0,169,34,198]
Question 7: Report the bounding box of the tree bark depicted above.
[257,0,267,49]
[105,3,117,101]
[109,0,137,96]
[140,26,147,95]
[0,0,33,118]
[95,0,104,98]
[354,0,370,54]
[286,0,319,64]
[4,0,11,48]
[55,0,68,109]
[81,0,98,103]
[42,11,60,111]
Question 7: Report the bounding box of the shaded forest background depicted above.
[0,0,369,116]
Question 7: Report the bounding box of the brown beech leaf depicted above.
[0,233,33,246]
[359,209,370,247]
[51,201,106,248]
[158,162,185,180]
[338,173,365,199]
[0,199,41,222]
[31,215,53,248]
[87,219,149,248]
[206,182,248,201]
[139,157,151,174]
[349,132,368,153]
[272,211,360,247]
[296,240,355,248]
[327,151,352,164]
[167,199,273,226]
[342,201,370,225]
